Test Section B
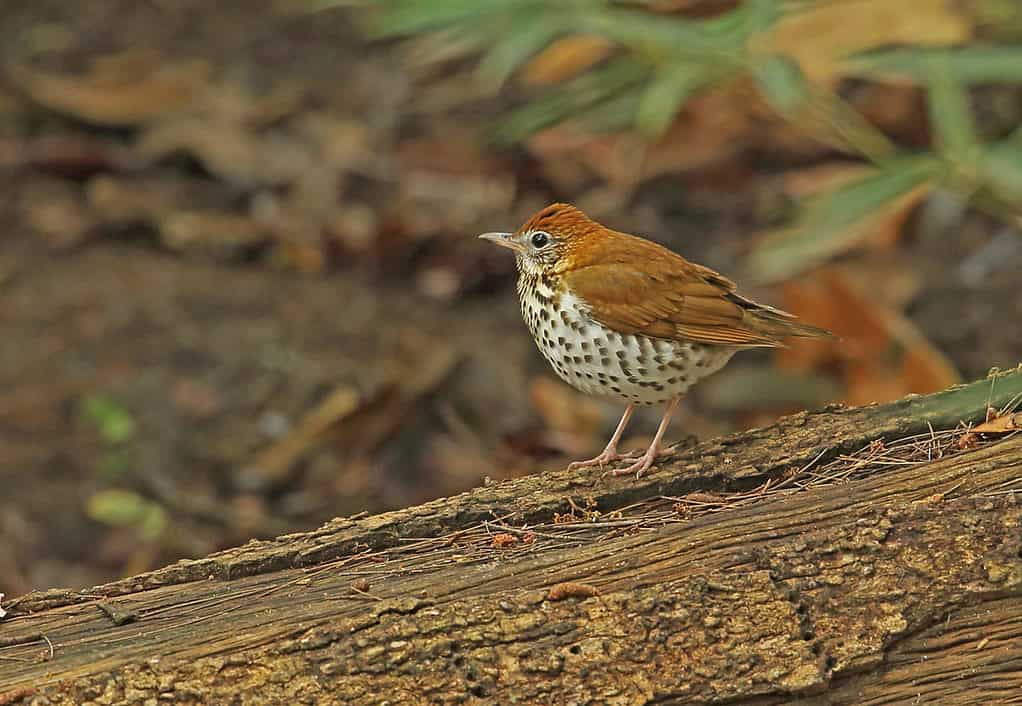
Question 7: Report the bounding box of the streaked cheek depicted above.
[521,256,543,275]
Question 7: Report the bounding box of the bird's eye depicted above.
[530,231,550,249]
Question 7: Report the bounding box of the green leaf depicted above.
[848,45,1022,84]
[578,85,645,133]
[81,395,136,445]
[742,0,782,35]
[982,142,1022,205]
[635,63,717,136]
[475,17,567,88]
[747,155,939,282]
[493,56,651,142]
[925,52,978,162]
[573,6,746,61]
[86,489,167,540]
[371,0,527,37]
[139,505,168,540]
[752,55,808,116]
[798,86,896,163]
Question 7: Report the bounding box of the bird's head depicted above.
[478,203,602,276]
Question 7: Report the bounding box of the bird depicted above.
[479,203,832,479]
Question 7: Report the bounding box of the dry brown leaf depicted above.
[244,387,363,486]
[776,267,891,371]
[643,87,752,181]
[201,80,307,127]
[327,345,461,461]
[568,131,649,187]
[134,118,313,187]
[397,135,502,176]
[398,170,517,235]
[526,87,751,191]
[515,0,967,189]
[10,55,209,126]
[836,257,923,311]
[491,533,519,549]
[759,0,972,88]
[524,125,611,192]
[896,326,963,396]
[87,174,204,223]
[159,211,273,259]
[972,412,1022,435]
[296,112,372,171]
[848,83,928,146]
[777,268,960,405]
[1,134,131,177]
[88,175,278,261]
[843,360,917,408]
[18,180,97,250]
[776,163,875,200]
[869,186,933,252]
[768,163,930,251]
[519,35,616,86]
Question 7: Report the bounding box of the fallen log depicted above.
[1,368,1021,704]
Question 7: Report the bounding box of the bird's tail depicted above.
[731,294,835,342]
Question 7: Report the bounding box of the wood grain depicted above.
[1,370,1020,704]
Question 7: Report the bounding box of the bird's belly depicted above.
[521,293,734,406]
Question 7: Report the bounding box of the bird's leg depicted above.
[567,405,636,471]
[607,397,681,479]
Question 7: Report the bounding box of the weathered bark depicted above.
[1,369,1021,704]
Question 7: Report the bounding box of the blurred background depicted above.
[1,0,1021,596]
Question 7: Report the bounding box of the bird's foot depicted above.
[567,447,640,471]
[602,445,669,480]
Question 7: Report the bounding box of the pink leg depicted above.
[567,405,636,471]
[607,397,681,479]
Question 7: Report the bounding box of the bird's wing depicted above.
[562,233,782,347]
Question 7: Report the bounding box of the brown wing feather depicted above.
[562,229,804,347]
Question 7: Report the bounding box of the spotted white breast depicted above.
[518,274,735,406]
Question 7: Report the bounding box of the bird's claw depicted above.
[600,446,674,479]
[601,454,655,480]
[567,448,638,471]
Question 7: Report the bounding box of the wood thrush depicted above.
[480,203,832,478]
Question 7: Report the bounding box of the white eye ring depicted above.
[530,231,550,248]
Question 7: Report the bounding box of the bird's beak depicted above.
[478,231,524,254]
